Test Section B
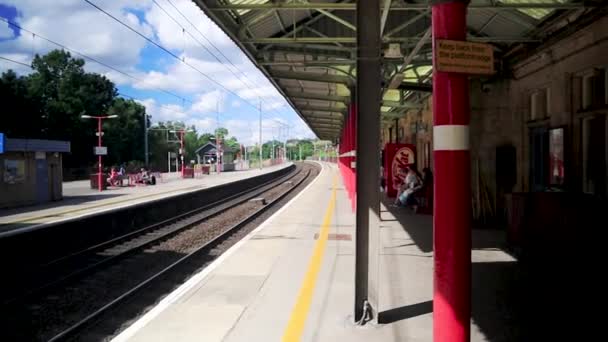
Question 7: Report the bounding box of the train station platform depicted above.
[112,161,517,342]
[0,163,292,236]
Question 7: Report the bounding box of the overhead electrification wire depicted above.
[153,0,290,126]
[83,0,282,116]
[0,16,194,106]
[0,55,203,126]
[163,0,273,104]
[0,55,32,68]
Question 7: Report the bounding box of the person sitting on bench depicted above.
[140,168,156,185]
[107,167,119,186]
[395,166,422,208]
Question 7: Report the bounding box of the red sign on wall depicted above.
[384,143,416,198]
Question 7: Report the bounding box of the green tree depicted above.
[1,50,117,175]
[103,98,147,166]
[223,136,240,151]
[0,70,43,137]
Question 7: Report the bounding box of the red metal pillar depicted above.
[180,131,185,178]
[432,1,471,342]
[218,135,222,174]
[97,117,103,192]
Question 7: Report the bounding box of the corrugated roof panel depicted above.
[467,9,495,32]
[249,13,284,38]
[6,138,71,153]
[499,0,568,20]
[229,0,269,16]
[483,11,531,37]
[308,11,356,37]
[276,9,314,32]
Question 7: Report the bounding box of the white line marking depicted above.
[111,161,326,342]
[433,125,470,151]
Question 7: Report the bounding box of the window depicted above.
[549,128,564,186]
[581,68,607,110]
[583,74,594,109]
[582,116,607,197]
[3,159,26,184]
[530,89,548,120]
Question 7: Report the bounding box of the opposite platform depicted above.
[0,163,291,236]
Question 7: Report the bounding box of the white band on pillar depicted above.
[433,125,470,151]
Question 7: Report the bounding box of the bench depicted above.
[413,184,433,214]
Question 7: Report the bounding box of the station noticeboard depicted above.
[94,146,108,155]
[435,39,494,75]
[0,133,4,154]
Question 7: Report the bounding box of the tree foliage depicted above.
[0,49,242,177]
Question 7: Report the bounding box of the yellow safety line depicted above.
[2,185,203,225]
[282,173,337,342]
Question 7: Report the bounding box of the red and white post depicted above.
[97,117,103,192]
[432,1,471,341]
[179,130,185,178]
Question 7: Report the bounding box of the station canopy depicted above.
[192,0,598,140]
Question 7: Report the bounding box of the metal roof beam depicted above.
[314,8,356,31]
[310,122,343,128]
[398,82,433,92]
[308,121,343,127]
[259,49,352,59]
[382,101,423,109]
[380,0,393,36]
[267,43,354,51]
[387,27,431,90]
[305,26,344,47]
[270,70,353,85]
[245,36,541,44]
[297,104,347,114]
[301,112,344,121]
[384,10,429,38]
[310,119,342,124]
[315,129,341,133]
[209,3,596,11]
[258,59,356,66]
[238,8,276,38]
[288,91,350,103]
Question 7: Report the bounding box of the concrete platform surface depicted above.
[112,161,517,342]
[0,163,291,234]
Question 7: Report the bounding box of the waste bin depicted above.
[183,167,195,178]
[90,173,108,190]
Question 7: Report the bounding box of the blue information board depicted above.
[0,133,4,154]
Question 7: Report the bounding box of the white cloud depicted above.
[0,20,14,39]
[191,90,226,113]
[0,0,318,144]
[189,117,216,133]
[0,0,153,71]
[144,0,245,62]
[136,97,189,123]
[132,55,228,93]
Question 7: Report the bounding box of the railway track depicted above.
[0,162,319,341]
[3,164,301,305]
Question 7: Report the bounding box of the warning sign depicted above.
[435,39,494,75]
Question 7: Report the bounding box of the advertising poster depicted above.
[384,143,416,197]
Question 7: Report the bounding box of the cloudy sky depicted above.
[0,0,315,145]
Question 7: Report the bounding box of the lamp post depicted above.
[143,113,149,167]
[170,128,193,178]
[209,134,222,174]
[82,114,118,192]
